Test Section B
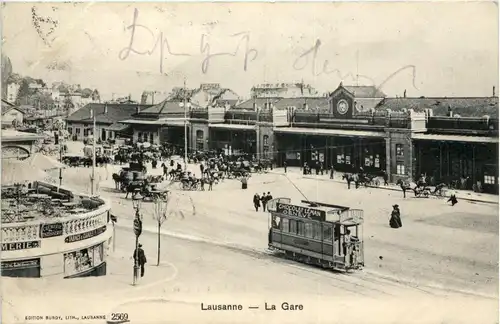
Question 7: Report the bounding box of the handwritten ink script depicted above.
[31,6,59,47]
[293,39,419,93]
[119,8,258,74]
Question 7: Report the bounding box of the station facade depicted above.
[122,84,499,194]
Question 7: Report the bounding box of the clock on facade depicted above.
[337,99,349,115]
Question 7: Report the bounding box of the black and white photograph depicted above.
[1,2,498,324]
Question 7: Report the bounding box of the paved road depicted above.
[4,226,497,324]
[58,163,498,297]
[18,159,496,324]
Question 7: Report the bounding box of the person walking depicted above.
[261,192,268,212]
[253,193,261,212]
[389,205,402,229]
[330,165,334,179]
[133,243,147,277]
[283,161,287,173]
[382,170,389,186]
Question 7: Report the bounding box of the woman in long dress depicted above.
[389,204,402,229]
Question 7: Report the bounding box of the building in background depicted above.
[66,103,152,142]
[1,99,25,129]
[251,82,319,99]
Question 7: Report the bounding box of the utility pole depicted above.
[90,109,96,196]
[183,79,188,171]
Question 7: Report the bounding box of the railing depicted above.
[1,188,111,244]
[225,110,257,121]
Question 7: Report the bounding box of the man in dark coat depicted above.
[283,161,287,173]
[389,205,402,229]
[253,193,261,212]
[133,243,147,277]
[261,192,268,212]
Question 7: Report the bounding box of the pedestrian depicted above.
[200,163,204,174]
[208,176,214,191]
[389,205,402,229]
[261,192,268,211]
[162,163,168,178]
[283,161,287,173]
[320,162,324,175]
[382,170,389,186]
[241,176,248,189]
[330,165,334,179]
[253,193,261,212]
[447,190,458,206]
[200,176,205,191]
[170,159,175,168]
[133,243,147,277]
[266,191,273,203]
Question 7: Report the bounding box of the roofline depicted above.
[383,96,499,100]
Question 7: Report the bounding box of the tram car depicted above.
[267,198,364,272]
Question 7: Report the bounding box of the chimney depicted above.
[104,104,108,114]
[493,86,496,97]
[253,102,257,111]
[404,89,407,98]
[447,105,453,117]
[136,105,141,114]
[90,109,93,119]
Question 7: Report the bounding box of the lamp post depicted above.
[132,197,143,285]
[179,79,191,171]
[90,109,96,196]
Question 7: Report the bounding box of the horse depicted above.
[112,173,122,190]
[396,179,417,198]
[342,173,357,189]
[124,182,146,199]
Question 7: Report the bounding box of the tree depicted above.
[152,194,170,266]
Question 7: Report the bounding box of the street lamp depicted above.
[179,83,191,171]
[132,197,143,285]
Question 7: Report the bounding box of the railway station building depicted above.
[121,83,499,194]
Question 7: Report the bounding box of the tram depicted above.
[267,198,364,272]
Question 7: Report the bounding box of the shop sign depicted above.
[276,203,326,221]
[64,226,107,243]
[1,258,40,270]
[40,222,64,238]
[1,240,40,251]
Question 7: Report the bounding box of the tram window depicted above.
[305,223,313,238]
[289,220,297,234]
[323,225,333,240]
[281,218,289,232]
[297,221,305,236]
[312,223,322,240]
[334,225,341,240]
[272,216,281,229]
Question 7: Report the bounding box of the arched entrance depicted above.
[2,145,30,160]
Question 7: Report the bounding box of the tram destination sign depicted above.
[65,225,107,243]
[276,203,326,221]
[40,222,64,238]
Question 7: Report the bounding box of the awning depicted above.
[412,133,498,143]
[106,123,130,132]
[120,118,187,126]
[210,124,256,130]
[273,127,385,138]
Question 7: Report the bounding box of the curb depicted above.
[267,170,497,205]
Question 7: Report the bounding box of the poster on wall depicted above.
[345,155,351,165]
[319,153,325,163]
[40,222,63,238]
[63,243,105,278]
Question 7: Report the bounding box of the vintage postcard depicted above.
[1,2,498,324]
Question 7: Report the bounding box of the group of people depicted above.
[253,192,273,212]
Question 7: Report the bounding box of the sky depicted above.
[2,2,498,101]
